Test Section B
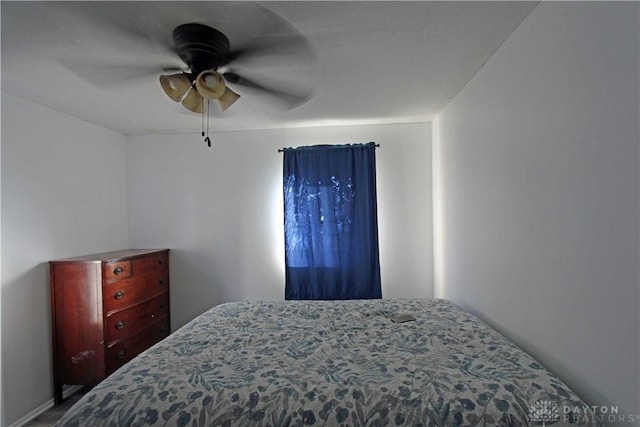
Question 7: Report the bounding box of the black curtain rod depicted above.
[278,143,380,153]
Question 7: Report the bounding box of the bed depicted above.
[56,299,600,426]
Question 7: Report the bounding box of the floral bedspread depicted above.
[57,299,599,426]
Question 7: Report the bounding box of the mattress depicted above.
[56,298,600,426]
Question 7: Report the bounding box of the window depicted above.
[282,143,382,300]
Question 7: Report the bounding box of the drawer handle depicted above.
[159,278,165,285]
[115,320,125,330]
[116,350,126,360]
[113,266,125,275]
[114,290,125,300]
[158,259,164,265]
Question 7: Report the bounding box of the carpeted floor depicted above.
[22,388,91,427]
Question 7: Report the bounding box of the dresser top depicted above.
[50,249,168,263]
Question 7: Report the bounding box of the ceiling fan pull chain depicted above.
[201,97,205,138]
[205,99,212,148]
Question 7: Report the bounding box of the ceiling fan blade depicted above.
[223,72,313,110]
[227,33,316,66]
[59,58,183,88]
[211,3,317,67]
[42,2,178,56]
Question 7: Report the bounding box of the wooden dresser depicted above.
[49,249,170,405]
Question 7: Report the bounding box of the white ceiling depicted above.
[1,1,538,135]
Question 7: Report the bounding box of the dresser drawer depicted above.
[132,252,169,276]
[105,319,169,374]
[103,260,132,281]
[154,252,169,270]
[103,273,168,313]
[105,293,169,343]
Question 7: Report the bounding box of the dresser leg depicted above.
[54,381,63,406]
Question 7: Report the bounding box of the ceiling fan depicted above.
[155,20,315,146]
[48,2,315,114]
[159,19,317,116]
[42,2,315,145]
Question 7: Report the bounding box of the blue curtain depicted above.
[283,142,382,300]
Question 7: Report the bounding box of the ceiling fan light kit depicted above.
[181,87,204,113]
[160,69,241,113]
[195,70,241,111]
[159,73,191,102]
[195,70,226,100]
[217,87,241,112]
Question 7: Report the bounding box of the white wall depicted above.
[435,1,639,419]
[1,93,130,425]
[127,123,432,329]
[1,92,4,427]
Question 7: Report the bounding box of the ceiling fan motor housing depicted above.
[173,23,231,78]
